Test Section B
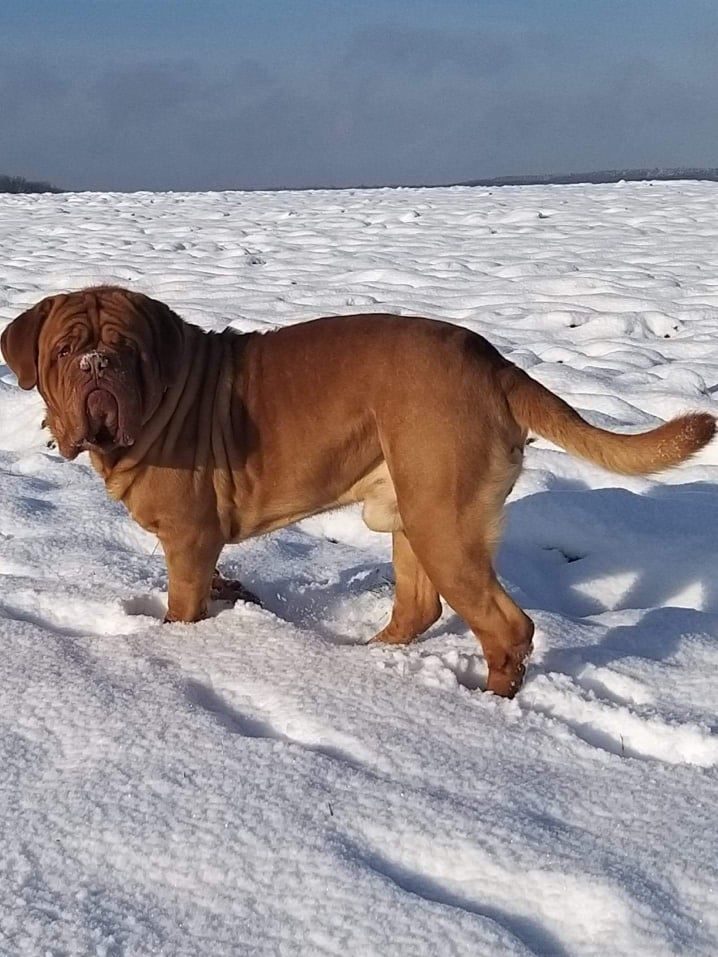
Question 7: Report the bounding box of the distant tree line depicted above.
[2,167,717,195]
[459,168,718,187]
[0,174,62,194]
[247,167,718,192]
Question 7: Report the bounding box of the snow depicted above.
[1,182,718,956]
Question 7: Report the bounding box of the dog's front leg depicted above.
[161,531,222,623]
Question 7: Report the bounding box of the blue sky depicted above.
[2,0,716,190]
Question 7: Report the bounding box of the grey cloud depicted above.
[342,23,514,79]
[93,61,203,122]
[223,58,277,93]
[0,58,72,121]
[2,22,718,191]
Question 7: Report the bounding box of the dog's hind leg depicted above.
[409,529,534,698]
[371,530,442,645]
[382,435,531,695]
[456,562,534,698]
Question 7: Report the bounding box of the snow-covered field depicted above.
[1,182,718,956]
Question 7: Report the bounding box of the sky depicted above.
[2,0,717,192]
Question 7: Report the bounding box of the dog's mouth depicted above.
[83,388,133,451]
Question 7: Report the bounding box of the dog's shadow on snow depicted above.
[503,477,718,677]
[221,549,394,645]
[539,604,717,678]
[505,479,718,615]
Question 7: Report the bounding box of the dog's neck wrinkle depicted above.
[158,326,217,466]
[209,333,247,538]
[98,325,244,501]
[97,324,203,496]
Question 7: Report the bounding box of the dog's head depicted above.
[1,286,183,459]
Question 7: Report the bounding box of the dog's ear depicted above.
[0,297,55,390]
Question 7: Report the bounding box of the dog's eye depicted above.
[56,344,71,359]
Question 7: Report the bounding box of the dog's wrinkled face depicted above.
[1,286,182,459]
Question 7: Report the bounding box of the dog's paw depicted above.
[211,573,262,607]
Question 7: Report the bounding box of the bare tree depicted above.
[0,174,62,194]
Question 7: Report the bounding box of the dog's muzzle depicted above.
[79,351,109,377]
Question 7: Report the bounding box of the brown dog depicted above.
[2,287,715,696]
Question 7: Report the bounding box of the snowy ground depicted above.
[1,182,718,956]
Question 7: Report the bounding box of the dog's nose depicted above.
[79,351,109,377]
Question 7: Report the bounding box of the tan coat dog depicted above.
[2,287,714,696]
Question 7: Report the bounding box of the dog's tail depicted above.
[502,365,716,476]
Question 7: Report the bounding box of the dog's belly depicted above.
[226,460,401,540]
